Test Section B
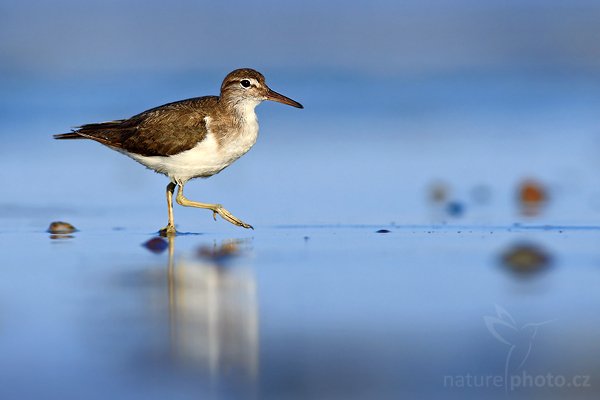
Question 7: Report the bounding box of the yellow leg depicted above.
[175,184,253,229]
[159,182,177,236]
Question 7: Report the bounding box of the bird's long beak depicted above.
[265,88,303,109]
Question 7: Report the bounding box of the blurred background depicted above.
[1,1,600,399]
[3,0,600,227]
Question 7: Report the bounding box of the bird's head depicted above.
[220,68,303,109]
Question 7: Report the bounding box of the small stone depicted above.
[429,182,449,203]
[47,221,77,234]
[518,179,548,216]
[501,243,551,275]
[470,184,492,205]
[519,180,546,203]
[446,201,465,217]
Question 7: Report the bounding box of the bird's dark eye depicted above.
[240,79,251,88]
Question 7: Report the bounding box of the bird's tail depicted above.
[54,132,85,140]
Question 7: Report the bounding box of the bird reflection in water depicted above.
[162,236,259,385]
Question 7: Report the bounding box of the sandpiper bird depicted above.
[54,68,303,235]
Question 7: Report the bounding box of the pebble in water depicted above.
[518,179,548,216]
[501,242,552,276]
[470,184,492,205]
[429,181,449,203]
[47,221,77,234]
[446,201,465,217]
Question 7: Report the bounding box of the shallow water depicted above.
[0,225,599,399]
[1,71,600,398]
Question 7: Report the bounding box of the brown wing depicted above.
[63,96,217,157]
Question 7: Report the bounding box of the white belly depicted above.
[126,124,258,183]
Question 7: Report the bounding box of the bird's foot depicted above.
[158,224,177,237]
[212,205,254,229]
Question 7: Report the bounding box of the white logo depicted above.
[484,305,555,392]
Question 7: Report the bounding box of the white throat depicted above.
[217,97,261,165]
[233,98,261,123]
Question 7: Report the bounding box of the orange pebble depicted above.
[519,180,547,204]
